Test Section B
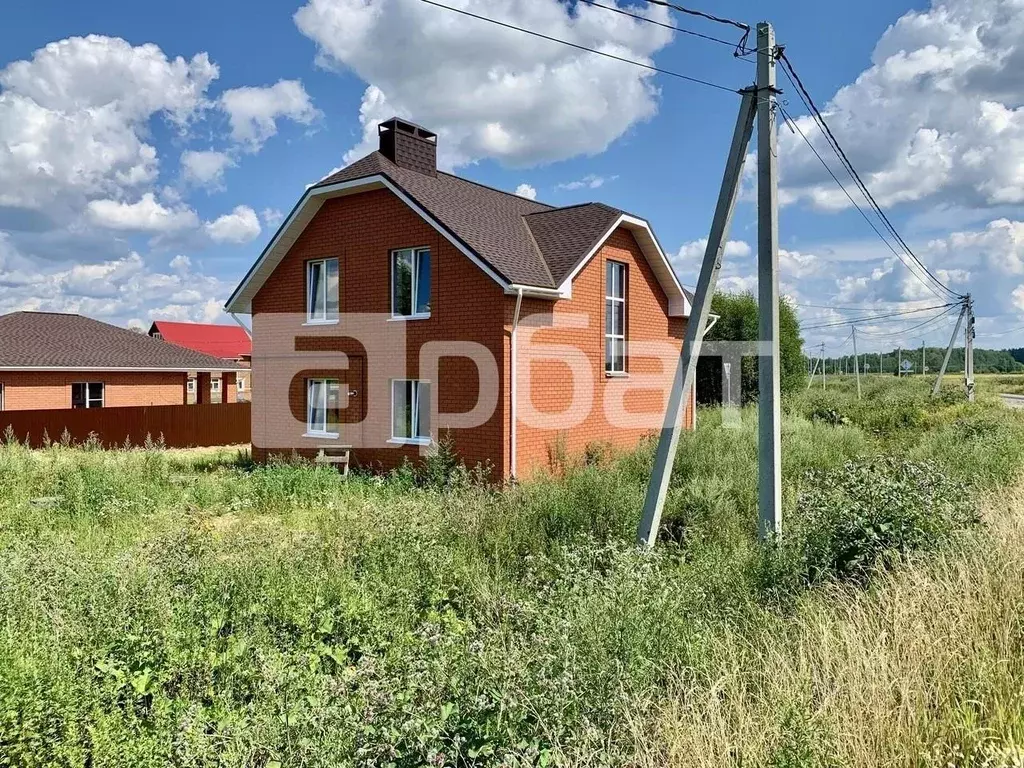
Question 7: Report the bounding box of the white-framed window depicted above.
[212,378,222,394]
[605,261,627,374]
[391,247,431,318]
[306,257,340,324]
[187,378,196,394]
[237,377,245,392]
[71,382,104,409]
[390,379,431,443]
[306,378,341,437]
[0,383,4,411]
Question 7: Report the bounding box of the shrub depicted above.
[774,457,978,587]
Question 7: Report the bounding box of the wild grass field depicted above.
[2,375,1024,766]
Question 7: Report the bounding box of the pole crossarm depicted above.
[636,87,758,548]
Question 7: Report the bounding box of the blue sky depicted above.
[2,0,1022,353]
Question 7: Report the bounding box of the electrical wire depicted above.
[776,51,962,302]
[778,103,952,303]
[418,0,741,94]
[854,304,962,339]
[579,0,743,51]
[801,302,956,331]
[639,0,749,32]
[794,300,941,312]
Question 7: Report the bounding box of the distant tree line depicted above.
[813,346,1024,375]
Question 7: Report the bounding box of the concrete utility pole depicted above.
[756,21,782,540]
[639,21,783,546]
[852,327,861,399]
[807,351,820,389]
[965,294,975,402]
[921,340,926,376]
[897,346,902,378]
[636,87,758,548]
[820,342,826,390]
[932,303,966,397]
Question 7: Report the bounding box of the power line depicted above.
[854,304,962,339]
[794,300,941,312]
[418,0,741,94]
[579,0,743,51]
[777,103,951,303]
[776,51,961,302]
[802,302,956,331]
[639,0,750,33]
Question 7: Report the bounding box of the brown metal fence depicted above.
[1,402,251,449]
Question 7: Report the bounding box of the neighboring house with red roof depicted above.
[226,117,694,478]
[148,321,252,402]
[0,312,243,411]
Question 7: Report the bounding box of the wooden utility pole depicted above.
[897,346,902,378]
[636,88,758,548]
[756,21,782,540]
[932,303,966,396]
[921,340,926,376]
[852,327,861,399]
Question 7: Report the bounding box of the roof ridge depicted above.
[523,201,616,217]
[434,169,555,210]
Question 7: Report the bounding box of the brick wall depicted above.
[0,371,187,411]
[250,188,509,475]
[509,227,693,477]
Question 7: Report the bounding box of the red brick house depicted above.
[147,321,252,401]
[226,118,694,478]
[0,312,243,411]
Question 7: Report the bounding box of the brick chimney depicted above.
[378,117,437,177]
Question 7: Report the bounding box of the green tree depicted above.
[696,291,806,404]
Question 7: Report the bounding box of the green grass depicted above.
[2,378,1024,766]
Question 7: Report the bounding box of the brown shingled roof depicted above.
[0,312,245,370]
[227,144,689,315]
[315,151,561,287]
[523,202,624,285]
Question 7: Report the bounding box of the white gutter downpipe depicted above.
[510,287,524,479]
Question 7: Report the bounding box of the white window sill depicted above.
[387,437,431,446]
[303,431,340,440]
[605,371,629,378]
[388,313,431,322]
[303,319,340,327]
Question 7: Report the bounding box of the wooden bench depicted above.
[314,446,352,476]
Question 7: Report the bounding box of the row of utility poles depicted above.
[806,295,976,402]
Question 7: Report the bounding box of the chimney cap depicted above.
[378,117,437,143]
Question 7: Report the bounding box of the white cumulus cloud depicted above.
[780,0,1024,212]
[86,193,200,233]
[181,149,234,187]
[205,205,261,244]
[0,35,218,214]
[514,183,537,200]
[293,0,673,168]
[220,80,319,150]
